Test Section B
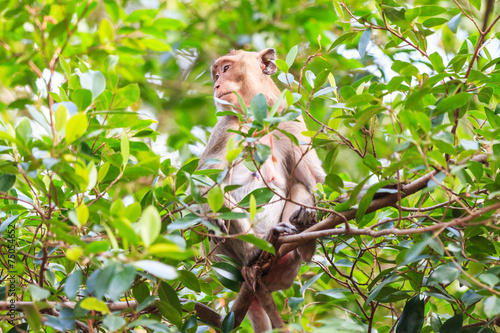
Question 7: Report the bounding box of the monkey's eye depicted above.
[223,65,230,72]
[215,74,219,81]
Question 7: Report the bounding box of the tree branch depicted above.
[278,169,439,257]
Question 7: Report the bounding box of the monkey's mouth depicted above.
[216,92,233,99]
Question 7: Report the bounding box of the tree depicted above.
[0,0,499,332]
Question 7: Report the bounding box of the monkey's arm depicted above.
[277,118,326,189]
[198,116,240,171]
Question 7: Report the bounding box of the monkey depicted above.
[197,48,326,332]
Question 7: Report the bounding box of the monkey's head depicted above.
[211,48,279,111]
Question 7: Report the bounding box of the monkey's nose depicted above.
[215,84,220,90]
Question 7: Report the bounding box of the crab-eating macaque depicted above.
[197,48,326,332]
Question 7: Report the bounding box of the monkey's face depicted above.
[211,49,278,111]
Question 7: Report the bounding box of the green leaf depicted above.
[23,306,42,333]
[469,0,481,10]
[434,93,472,115]
[401,236,433,266]
[239,187,274,207]
[345,93,375,107]
[59,54,71,77]
[250,93,268,125]
[65,113,88,144]
[107,265,136,301]
[430,313,442,333]
[221,312,235,333]
[383,6,410,29]
[138,206,161,247]
[98,162,110,183]
[352,106,384,132]
[429,52,445,73]
[156,300,182,329]
[55,104,69,132]
[158,281,182,314]
[80,70,106,99]
[285,45,298,68]
[80,297,110,314]
[113,84,140,109]
[207,186,224,212]
[358,28,371,57]
[121,132,129,169]
[236,234,275,255]
[0,174,16,192]
[268,89,287,118]
[134,260,178,280]
[428,264,460,285]
[328,32,358,51]
[212,262,243,292]
[177,270,201,292]
[299,273,324,295]
[64,270,82,300]
[440,313,463,333]
[418,5,447,16]
[143,39,172,51]
[356,181,393,223]
[314,69,331,89]
[484,296,500,317]
[72,89,92,111]
[468,161,483,181]
[395,295,425,333]
[249,194,256,223]
[102,316,126,332]
[16,117,32,144]
[76,204,89,226]
[275,59,289,73]
[28,284,50,301]
[362,155,382,173]
[133,282,150,304]
[422,17,449,28]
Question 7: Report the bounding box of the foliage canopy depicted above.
[1,0,500,332]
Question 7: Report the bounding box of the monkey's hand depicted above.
[289,206,317,233]
[244,222,298,291]
[267,222,297,244]
[205,217,228,244]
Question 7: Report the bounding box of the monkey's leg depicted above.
[282,182,318,261]
[193,302,223,328]
[254,280,287,331]
[247,297,272,333]
[229,282,254,328]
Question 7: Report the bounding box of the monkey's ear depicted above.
[259,48,277,75]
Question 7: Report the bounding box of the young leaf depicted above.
[55,104,69,132]
[65,113,88,145]
[121,132,129,169]
[285,45,298,68]
[249,194,256,223]
[138,206,161,248]
[207,186,224,212]
[113,84,140,109]
[80,297,110,314]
